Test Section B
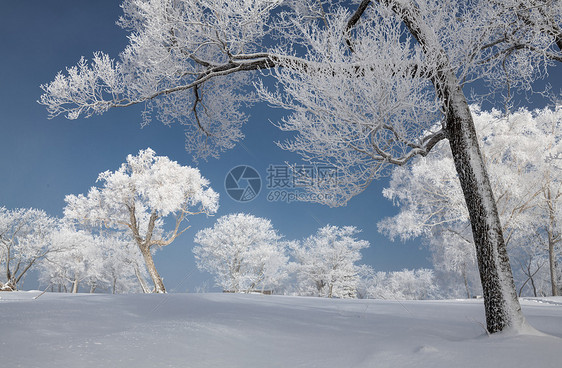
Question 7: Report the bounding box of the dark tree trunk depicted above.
[445,85,524,333]
[382,0,526,333]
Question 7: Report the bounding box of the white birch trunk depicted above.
[71,279,79,294]
[134,264,151,294]
[140,247,166,293]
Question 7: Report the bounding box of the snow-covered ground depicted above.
[1,292,561,368]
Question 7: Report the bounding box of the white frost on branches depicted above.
[39,227,149,294]
[64,147,218,293]
[360,268,439,300]
[193,213,288,293]
[291,225,369,299]
[40,0,282,159]
[0,207,57,291]
[379,105,562,297]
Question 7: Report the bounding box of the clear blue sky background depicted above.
[5,0,556,293]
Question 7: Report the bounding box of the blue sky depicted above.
[7,0,555,292]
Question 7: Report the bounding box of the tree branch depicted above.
[346,0,371,32]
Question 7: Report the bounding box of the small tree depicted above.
[193,213,288,293]
[0,207,57,291]
[64,148,219,293]
[291,225,369,299]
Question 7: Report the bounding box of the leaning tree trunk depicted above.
[445,83,525,333]
[133,264,151,294]
[393,0,526,332]
[140,246,166,293]
[129,208,166,293]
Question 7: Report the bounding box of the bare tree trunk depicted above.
[548,233,558,296]
[546,187,560,296]
[519,256,543,297]
[445,87,524,333]
[519,277,528,297]
[315,280,325,296]
[140,247,166,293]
[71,279,79,294]
[129,207,167,293]
[134,264,151,294]
[461,265,471,299]
[530,273,538,297]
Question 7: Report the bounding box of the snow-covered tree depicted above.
[0,207,57,291]
[193,213,288,293]
[39,0,562,332]
[291,225,369,299]
[361,268,439,300]
[97,233,151,294]
[39,226,103,293]
[64,148,219,293]
[39,228,148,294]
[427,228,481,299]
[379,106,562,297]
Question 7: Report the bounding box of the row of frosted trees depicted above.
[0,203,435,299]
[2,108,560,296]
[0,147,435,297]
[193,213,439,299]
[0,207,147,293]
[193,214,375,298]
[1,148,218,293]
[1,148,382,296]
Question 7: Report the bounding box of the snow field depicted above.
[1,292,561,368]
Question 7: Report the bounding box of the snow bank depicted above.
[1,292,561,367]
